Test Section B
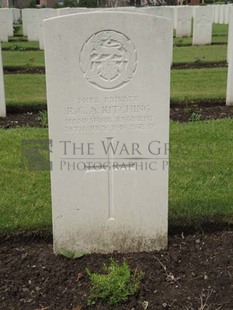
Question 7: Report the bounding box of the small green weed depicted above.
[174,38,183,47]
[9,44,25,51]
[38,110,48,128]
[189,112,201,122]
[87,259,143,306]
[194,57,204,64]
[26,57,35,69]
[184,104,201,122]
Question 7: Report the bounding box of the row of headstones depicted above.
[0,8,21,42]
[0,4,230,41]
[20,5,228,50]
[1,5,233,118]
[0,5,230,44]
[211,3,232,24]
[173,4,231,43]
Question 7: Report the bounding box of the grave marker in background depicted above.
[176,6,192,37]
[0,42,6,117]
[11,8,21,22]
[0,8,13,42]
[22,9,35,37]
[193,6,212,45]
[214,4,220,24]
[227,6,233,64]
[44,12,171,254]
[38,9,57,50]
[219,4,225,24]
[56,7,87,16]
[227,6,233,105]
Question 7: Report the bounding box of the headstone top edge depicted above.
[43,11,172,26]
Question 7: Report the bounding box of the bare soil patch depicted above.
[0,230,233,309]
[172,61,227,70]
[1,104,233,128]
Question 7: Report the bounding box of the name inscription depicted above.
[65,95,155,133]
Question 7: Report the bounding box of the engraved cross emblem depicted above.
[85,137,115,221]
[85,137,135,221]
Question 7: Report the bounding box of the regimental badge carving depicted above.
[80,30,138,90]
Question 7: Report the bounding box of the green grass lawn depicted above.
[3,68,227,108]
[14,23,23,37]
[1,25,228,70]
[171,68,227,102]
[9,36,28,42]
[212,23,228,36]
[2,51,45,68]
[0,119,232,233]
[0,128,51,232]
[2,41,40,51]
[169,118,233,226]
[173,45,227,64]
[4,74,46,106]
[3,46,228,67]
[1,44,227,69]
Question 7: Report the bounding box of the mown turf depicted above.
[4,74,46,106]
[212,23,228,36]
[0,128,51,232]
[173,45,227,64]
[2,41,40,51]
[3,68,227,108]
[171,67,227,102]
[2,51,44,68]
[0,119,233,232]
[169,118,233,226]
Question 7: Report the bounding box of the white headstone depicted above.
[38,9,57,48]
[193,6,212,46]
[0,42,6,117]
[226,7,233,105]
[39,24,44,50]
[44,12,171,254]
[0,9,14,37]
[214,4,219,24]
[224,4,232,24]
[28,9,57,42]
[7,8,14,36]
[142,6,174,28]
[176,6,193,38]
[22,9,38,37]
[174,6,177,28]
[28,22,40,41]
[11,8,21,22]
[40,8,57,20]
[207,4,215,23]
[56,7,87,16]
[219,5,225,24]
[227,6,233,64]
[0,24,8,42]
[140,7,173,64]
[0,8,13,40]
